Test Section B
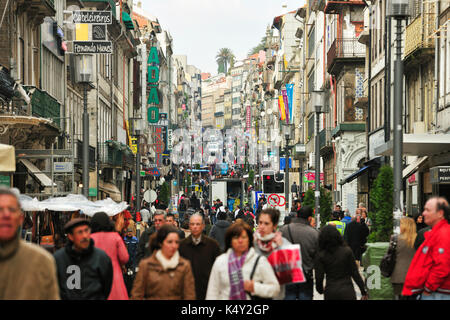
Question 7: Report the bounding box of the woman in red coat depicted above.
[90,212,130,300]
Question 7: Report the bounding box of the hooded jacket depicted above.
[209,220,231,252]
[402,219,450,296]
[53,239,113,300]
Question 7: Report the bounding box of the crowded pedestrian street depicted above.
[0,0,450,311]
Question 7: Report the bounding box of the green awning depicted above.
[122,11,134,30]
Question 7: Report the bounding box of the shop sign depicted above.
[430,166,450,184]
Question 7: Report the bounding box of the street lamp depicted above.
[388,0,410,234]
[313,90,325,229]
[74,54,94,198]
[131,117,144,214]
[282,123,294,213]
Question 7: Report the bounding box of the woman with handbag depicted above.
[206,220,280,300]
[389,217,417,300]
[314,225,368,300]
[253,208,292,299]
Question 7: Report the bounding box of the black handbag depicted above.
[379,235,398,278]
[247,255,273,301]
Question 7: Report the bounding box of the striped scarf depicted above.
[228,250,248,300]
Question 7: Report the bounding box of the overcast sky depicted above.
[140,0,306,75]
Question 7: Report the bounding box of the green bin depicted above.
[362,242,395,300]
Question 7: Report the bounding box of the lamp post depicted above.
[131,117,144,214]
[283,123,294,212]
[388,0,409,234]
[313,90,325,229]
[74,55,94,198]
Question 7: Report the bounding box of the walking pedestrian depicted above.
[403,197,450,300]
[0,188,60,300]
[54,218,113,300]
[314,225,368,300]
[415,214,427,232]
[179,214,221,300]
[206,221,280,300]
[209,210,231,252]
[389,217,417,300]
[136,210,165,265]
[131,224,196,300]
[344,214,369,267]
[254,208,292,299]
[165,212,186,240]
[327,211,346,237]
[280,206,319,300]
[90,212,129,300]
[123,227,139,295]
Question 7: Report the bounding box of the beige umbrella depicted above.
[0,144,15,172]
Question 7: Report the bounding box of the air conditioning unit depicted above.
[388,0,410,18]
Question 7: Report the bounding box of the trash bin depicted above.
[362,242,395,300]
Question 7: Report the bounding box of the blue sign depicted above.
[280,158,292,171]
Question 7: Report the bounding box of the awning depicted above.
[122,12,135,30]
[19,159,56,188]
[375,134,450,157]
[340,165,371,185]
[0,144,15,172]
[99,181,122,202]
[403,156,428,179]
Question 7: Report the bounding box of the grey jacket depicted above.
[390,237,416,284]
[209,220,231,252]
[280,217,319,275]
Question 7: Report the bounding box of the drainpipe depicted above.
[434,0,440,133]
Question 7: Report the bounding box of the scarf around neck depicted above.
[156,249,180,270]
[228,249,248,300]
[255,231,278,253]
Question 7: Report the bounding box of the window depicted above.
[308,26,315,58]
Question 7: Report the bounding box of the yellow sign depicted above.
[131,137,138,154]
[75,24,89,41]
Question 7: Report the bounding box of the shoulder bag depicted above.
[248,255,273,301]
[379,234,398,278]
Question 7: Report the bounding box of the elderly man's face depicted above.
[423,199,444,227]
[154,214,165,231]
[189,215,204,238]
[0,195,24,242]
[67,225,91,251]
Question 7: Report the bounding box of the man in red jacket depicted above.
[402,197,450,300]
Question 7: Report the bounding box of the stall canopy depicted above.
[0,144,15,172]
[19,194,128,217]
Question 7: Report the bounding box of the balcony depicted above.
[16,0,56,25]
[75,140,96,170]
[327,38,365,76]
[99,141,124,168]
[319,128,333,156]
[331,123,365,138]
[323,1,365,14]
[23,86,61,129]
[404,16,435,67]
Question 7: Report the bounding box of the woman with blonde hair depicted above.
[390,217,417,300]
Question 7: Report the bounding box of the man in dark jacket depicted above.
[209,210,231,252]
[136,210,165,265]
[179,214,221,300]
[280,206,319,300]
[344,214,369,266]
[53,218,113,300]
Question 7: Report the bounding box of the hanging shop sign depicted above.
[147,46,160,123]
[430,166,450,184]
[71,11,112,24]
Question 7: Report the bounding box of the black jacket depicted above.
[179,235,221,300]
[208,220,231,252]
[53,239,113,300]
[344,221,369,261]
[314,245,367,300]
[136,226,157,265]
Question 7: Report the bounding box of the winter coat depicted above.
[209,220,231,252]
[90,232,129,300]
[131,251,196,300]
[390,237,416,285]
[344,221,369,261]
[280,217,319,275]
[124,235,139,269]
[0,236,60,300]
[205,247,280,300]
[136,226,157,265]
[53,239,113,300]
[179,235,222,300]
[314,245,367,300]
[403,219,450,296]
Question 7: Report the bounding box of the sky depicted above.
[140,0,306,76]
